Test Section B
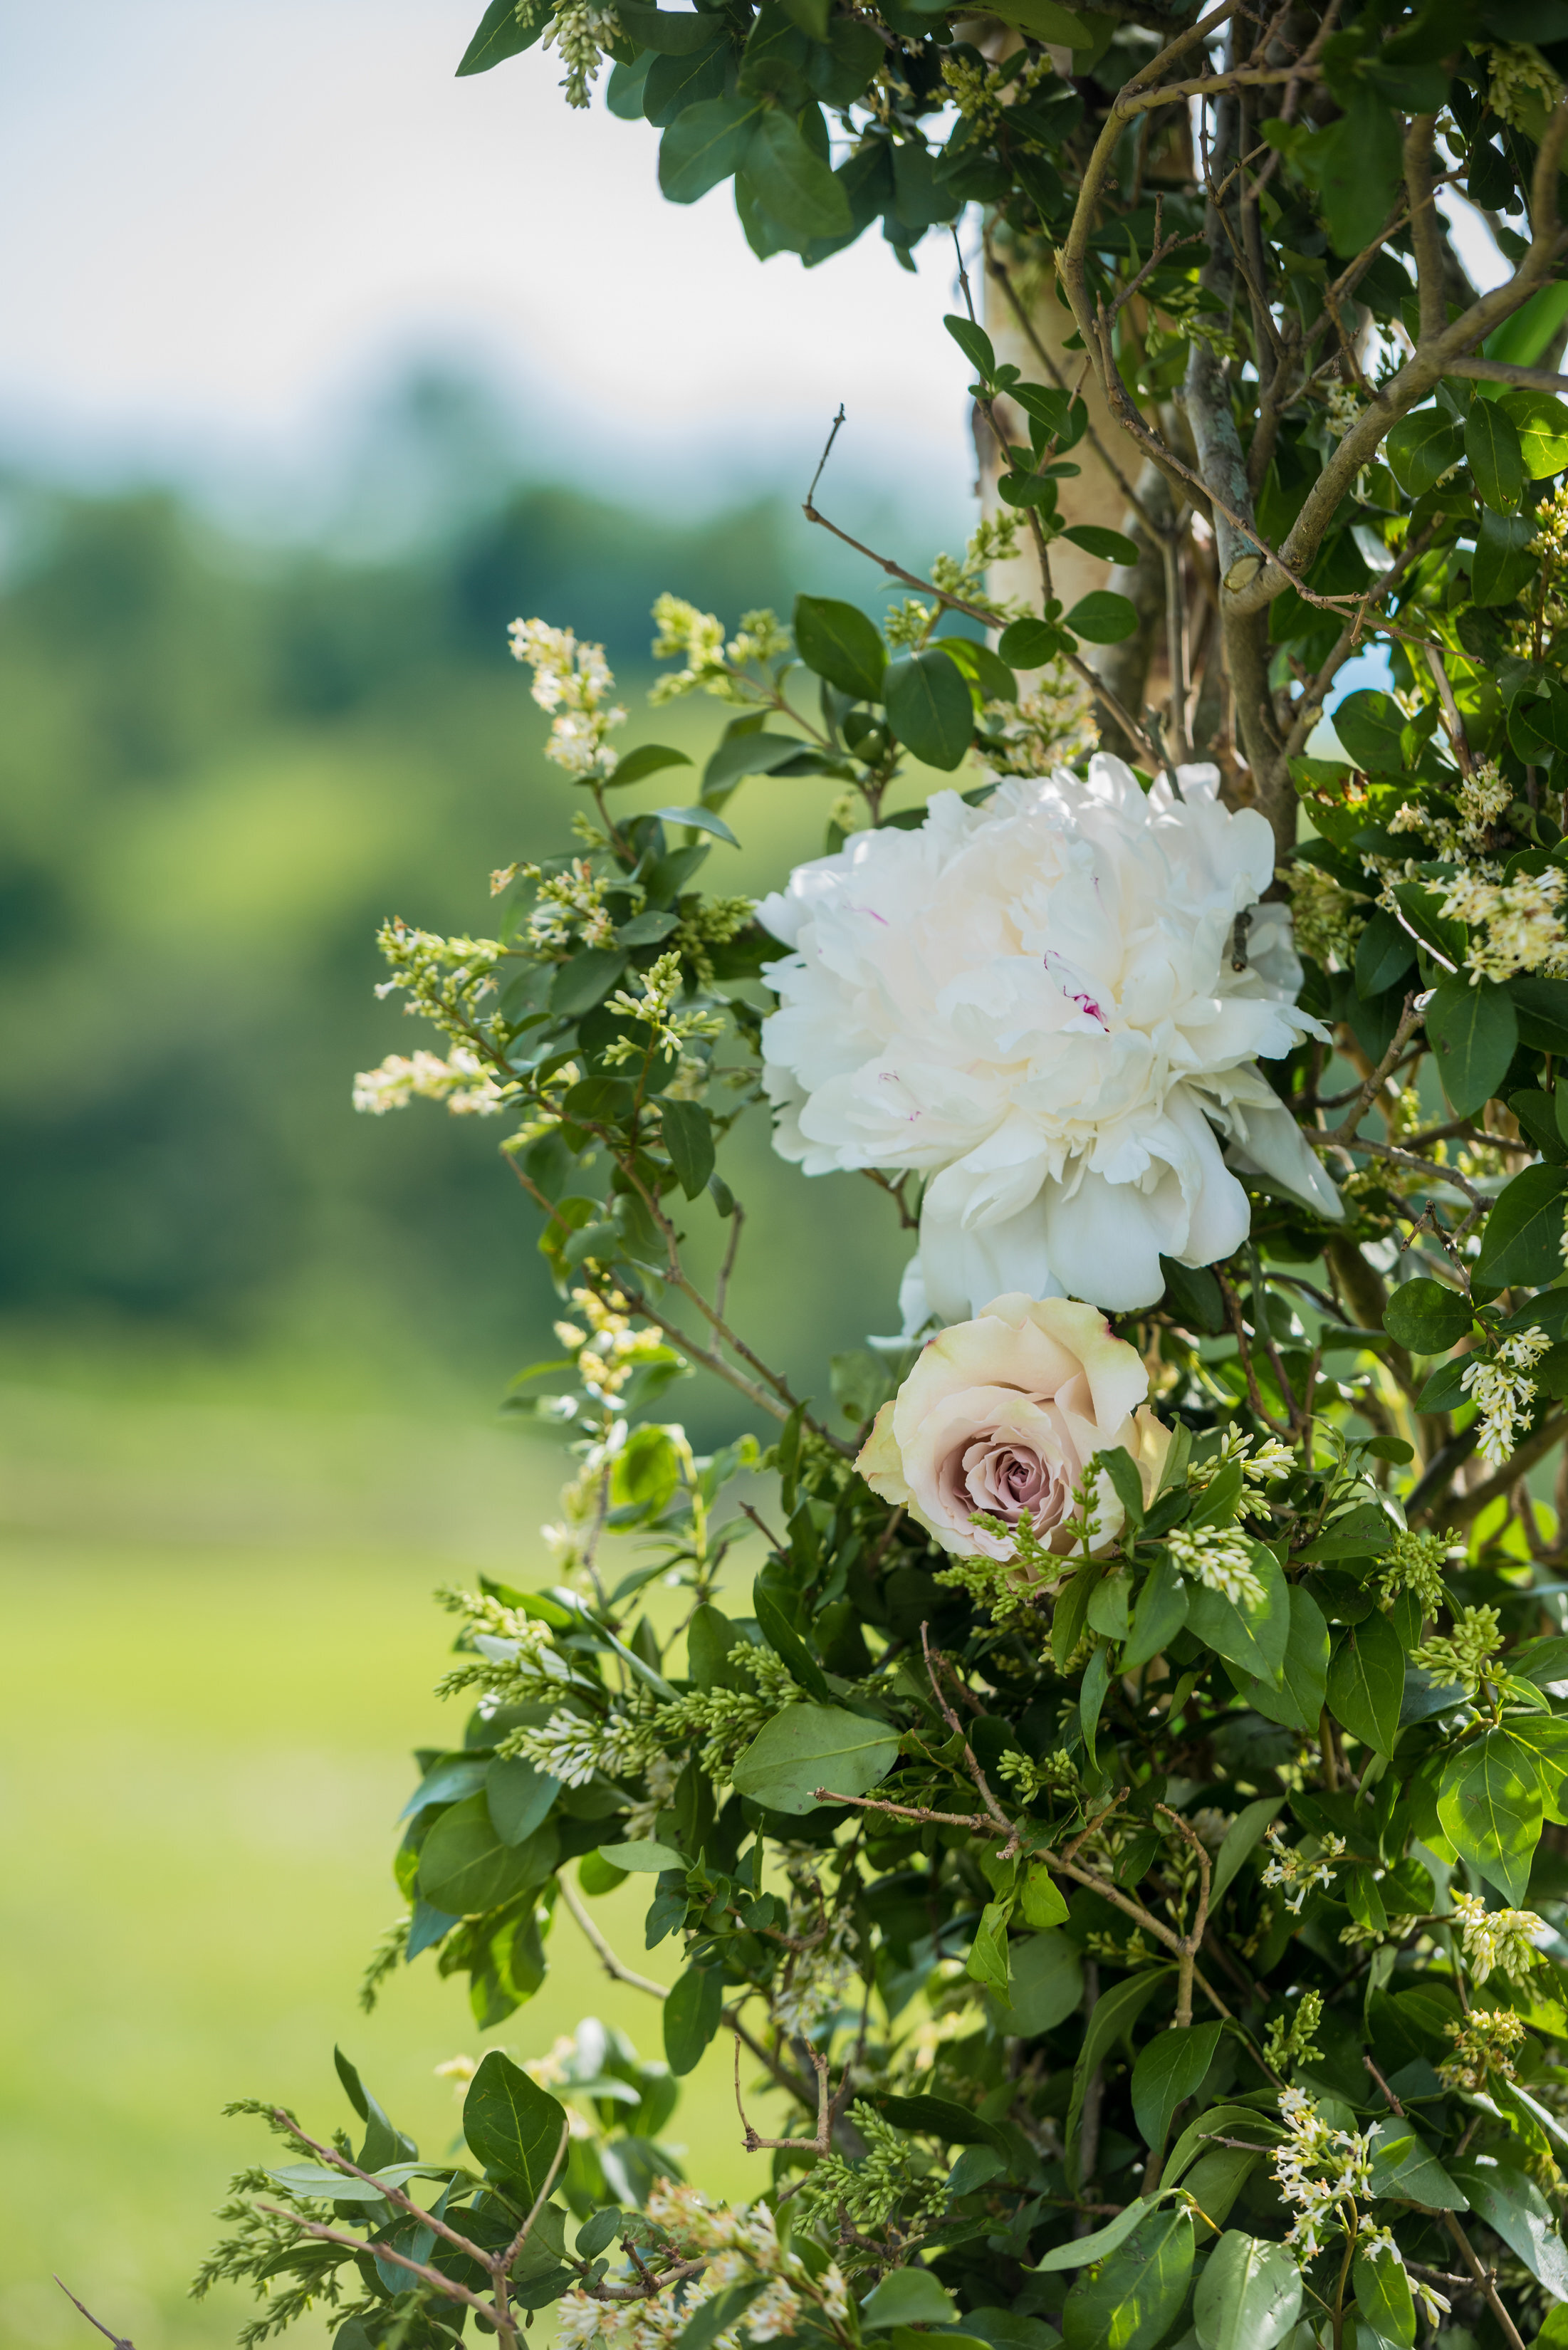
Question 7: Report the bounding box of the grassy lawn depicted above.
[0,1374,763,2349]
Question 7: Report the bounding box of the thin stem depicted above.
[559,1874,669,1998]
[1441,2211,1527,2350]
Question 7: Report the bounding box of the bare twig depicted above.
[1441,2211,1528,2350]
[559,1874,669,1999]
[733,2039,836,2153]
[54,2283,135,2350]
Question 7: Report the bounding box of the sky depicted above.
[0,5,1512,545]
[0,0,976,528]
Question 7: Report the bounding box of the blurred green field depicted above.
[0,1366,783,2349]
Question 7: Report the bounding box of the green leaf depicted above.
[1383,1275,1472,1352]
[1354,906,1416,999]
[620,0,735,50]
[1438,1725,1543,1905]
[417,1794,557,1915]
[1193,2230,1302,2350]
[1473,506,1538,606]
[997,616,1066,667]
[743,110,852,239]
[1017,1854,1069,1926]
[1386,408,1464,496]
[1332,686,1408,773]
[1122,1553,1189,1673]
[731,1701,899,1815]
[1425,972,1518,1118]
[457,0,548,75]
[659,1098,714,1200]
[701,726,815,803]
[1500,385,1568,479]
[861,2271,959,2328]
[1475,1161,1568,1286]
[270,2160,432,2203]
[1184,1545,1290,1684]
[1131,2022,1221,2148]
[1448,2154,1568,2295]
[966,1896,1014,1996]
[652,805,738,845]
[659,95,763,204]
[1061,523,1139,564]
[990,1927,1082,2033]
[1061,2205,1193,2350]
[1325,1609,1404,1760]
[486,1756,560,1847]
[1096,1444,1146,1534]
[1366,2117,1466,2209]
[1079,1639,1111,1771]
[663,1963,723,2076]
[982,0,1092,40]
[597,1838,686,1872]
[874,2092,1008,2153]
[1465,398,1526,514]
[1209,1797,1283,1910]
[463,2050,568,2195]
[1063,590,1138,644]
[793,595,885,699]
[884,648,975,770]
[606,743,692,788]
[1292,87,1401,258]
[753,1581,831,1702]
[1037,2195,1160,2272]
[1510,679,1568,766]
[1242,1586,1330,1737]
[943,313,996,379]
[1066,1968,1168,2177]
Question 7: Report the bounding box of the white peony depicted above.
[756,756,1339,1317]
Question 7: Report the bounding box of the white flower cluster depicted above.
[1441,865,1568,984]
[649,595,788,704]
[543,0,622,108]
[1271,2085,1375,2262]
[1262,1824,1346,1916]
[505,1703,662,1789]
[1411,1602,1504,1701]
[508,617,627,779]
[603,952,726,1068]
[1451,1888,1547,1987]
[1439,2005,1527,2094]
[555,2182,848,2350]
[769,1894,859,2038]
[1188,1429,1293,1520]
[1461,1329,1550,1468]
[554,1288,679,1409]
[523,858,620,955]
[983,667,1099,775]
[1488,38,1565,131]
[1166,1522,1267,1609]
[759,758,1339,1318]
[351,1045,509,1117]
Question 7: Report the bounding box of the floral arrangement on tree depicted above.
[87,6,1568,2350]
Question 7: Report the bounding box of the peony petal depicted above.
[1223,1092,1346,1221]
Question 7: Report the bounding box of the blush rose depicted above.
[857,1292,1170,1560]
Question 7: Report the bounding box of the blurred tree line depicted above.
[0,449,927,1432]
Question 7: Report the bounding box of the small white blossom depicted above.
[1262,1824,1345,1915]
[1451,1888,1547,1987]
[508,618,627,778]
[1167,1523,1267,1608]
[352,1045,508,1117]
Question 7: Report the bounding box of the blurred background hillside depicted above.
[0,6,981,2336]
